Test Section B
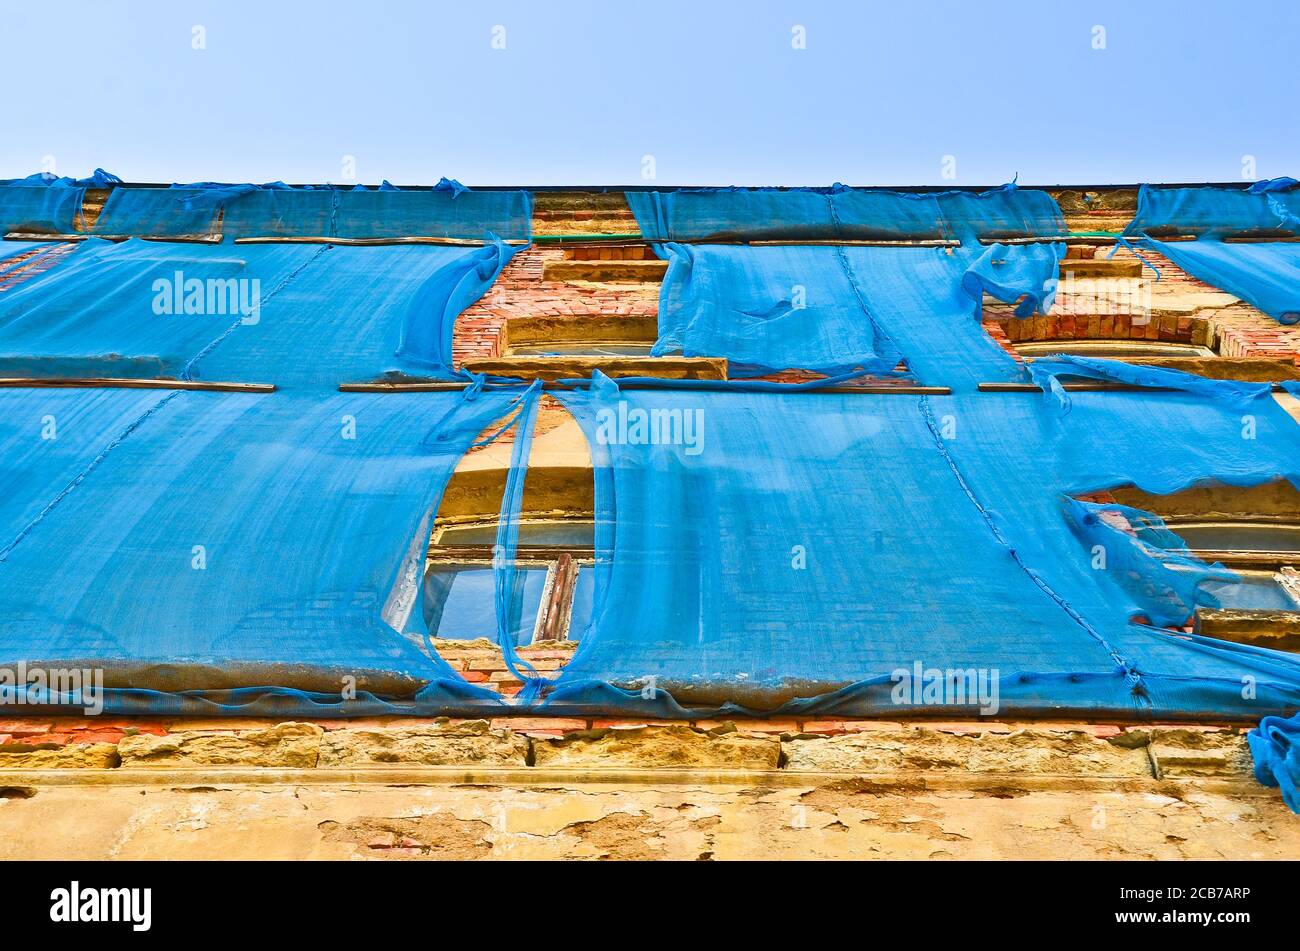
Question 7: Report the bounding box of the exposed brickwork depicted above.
[0,242,76,294]
[984,244,1300,364]
[453,245,659,367]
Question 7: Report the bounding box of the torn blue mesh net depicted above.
[1125,180,1300,325]
[0,387,520,715]
[0,241,54,279]
[1249,714,1300,811]
[1126,180,1300,237]
[1141,240,1300,326]
[92,182,533,242]
[0,237,518,383]
[0,181,85,235]
[626,183,1065,242]
[636,185,1063,381]
[533,370,1300,720]
[651,242,1060,380]
[90,187,233,238]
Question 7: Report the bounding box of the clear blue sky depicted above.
[3,0,1296,187]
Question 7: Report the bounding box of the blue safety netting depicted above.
[0,236,519,384]
[3,172,1300,819]
[652,242,1060,380]
[636,185,1063,382]
[92,181,533,242]
[89,187,236,238]
[1125,180,1300,325]
[0,387,523,714]
[530,369,1300,723]
[1126,180,1300,237]
[1141,240,1300,326]
[0,181,85,235]
[0,241,54,281]
[626,183,1066,242]
[1249,714,1300,811]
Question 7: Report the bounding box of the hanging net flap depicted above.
[541,376,1300,720]
[650,240,1060,384]
[627,183,1066,243]
[0,238,518,385]
[1123,181,1300,326]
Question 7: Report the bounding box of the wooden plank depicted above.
[233,235,529,247]
[340,380,951,395]
[978,381,1290,393]
[5,232,221,244]
[0,378,275,393]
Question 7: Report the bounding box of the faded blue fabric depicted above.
[650,243,902,377]
[541,374,1300,721]
[638,185,1063,381]
[0,388,517,709]
[1063,499,1237,627]
[651,240,1060,384]
[1026,354,1278,413]
[0,241,53,279]
[0,237,518,384]
[89,182,532,241]
[90,185,267,237]
[1248,714,1300,812]
[1126,181,1300,237]
[1145,240,1300,325]
[220,183,532,241]
[626,182,1065,242]
[627,186,946,242]
[1125,181,1300,325]
[0,182,85,234]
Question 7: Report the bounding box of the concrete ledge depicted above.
[1120,355,1300,381]
[1132,727,1255,779]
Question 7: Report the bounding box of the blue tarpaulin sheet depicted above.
[1249,715,1300,811]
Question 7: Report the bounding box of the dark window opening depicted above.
[424,519,598,646]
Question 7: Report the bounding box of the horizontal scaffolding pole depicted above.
[233,235,529,247]
[3,232,220,244]
[978,381,1293,393]
[0,378,275,392]
[339,381,951,395]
